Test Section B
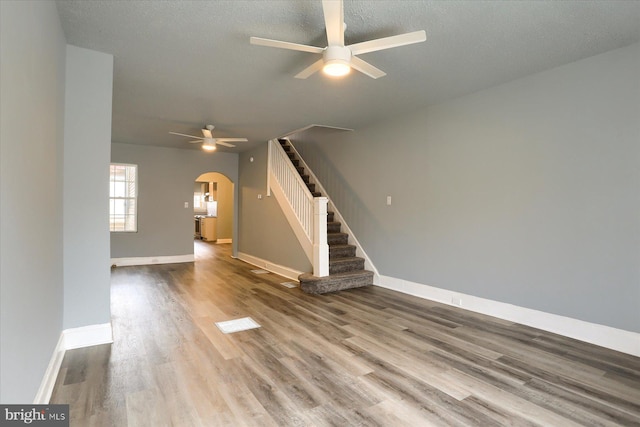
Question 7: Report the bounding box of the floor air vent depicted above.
[215,317,261,334]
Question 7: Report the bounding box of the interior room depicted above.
[1,1,639,425]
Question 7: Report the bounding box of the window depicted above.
[109,163,137,232]
[193,186,205,211]
[193,182,207,213]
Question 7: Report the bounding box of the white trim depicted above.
[267,137,272,197]
[33,333,66,404]
[215,238,232,244]
[110,254,195,267]
[63,322,113,350]
[278,124,354,138]
[378,275,640,357]
[34,322,113,404]
[236,252,303,282]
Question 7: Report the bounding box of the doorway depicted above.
[194,172,234,246]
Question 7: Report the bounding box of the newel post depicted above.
[313,197,329,277]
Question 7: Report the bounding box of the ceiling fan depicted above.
[169,125,248,151]
[250,0,426,79]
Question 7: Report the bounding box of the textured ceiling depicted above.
[55,0,640,152]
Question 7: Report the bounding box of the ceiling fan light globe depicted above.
[322,45,352,77]
[323,60,351,77]
[202,141,216,151]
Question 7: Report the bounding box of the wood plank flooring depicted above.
[50,241,640,426]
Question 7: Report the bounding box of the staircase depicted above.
[277,139,374,294]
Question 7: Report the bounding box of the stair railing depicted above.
[267,139,329,277]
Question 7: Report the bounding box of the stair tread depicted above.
[327,221,342,233]
[329,244,357,259]
[329,256,363,264]
[299,269,373,294]
[299,269,373,280]
[327,232,349,245]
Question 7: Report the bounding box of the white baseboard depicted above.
[236,252,304,281]
[33,333,66,404]
[216,238,232,244]
[111,254,195,267]
[34,322,113,404]
[378,275,640,357]
[63,322,113,350]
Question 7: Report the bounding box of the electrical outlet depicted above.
[184,202,189,208]
[386,195,392,206]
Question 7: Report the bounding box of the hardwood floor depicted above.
[50,241,640,426]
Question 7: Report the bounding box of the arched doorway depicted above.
[194,172,234,246]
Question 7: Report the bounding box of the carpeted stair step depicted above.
[329,244,356,259]
[300,174,310,183]
[311,191,322,197]
[299,270,374,294]
[307,183,316,192]
[328,232,348,245]
[327,211,335,222]
[296,166,305,175]
[329,256,365,274]
[327,221,341,233]
[287,152,296,160]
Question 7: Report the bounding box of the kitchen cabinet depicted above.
[201,217,217,242]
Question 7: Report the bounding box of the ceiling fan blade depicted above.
[350,56,386,79]
[188,139,204,144]
[348,30,426,55]
[250,37,324,54]
[295,58,325,79]
[169,131,202,139]
[215,141,236,148]
[322,0,344,46]
[216,138,248,143]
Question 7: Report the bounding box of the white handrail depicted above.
[268,139,328,277]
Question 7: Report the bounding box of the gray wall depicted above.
[292,42,640,333]
[0,1,66,403]
[111,143,239,257]
[238,144,312,273]
[63,45,113,329]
